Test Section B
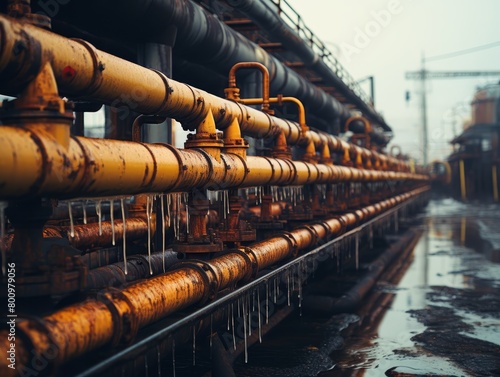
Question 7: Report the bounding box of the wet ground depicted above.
[233,198,500,376]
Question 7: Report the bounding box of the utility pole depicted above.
[405,68,500,166]
[420,55,428,166]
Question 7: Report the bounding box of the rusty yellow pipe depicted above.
[0,186,430,376]
[226,62,271,113]
[240,96,308,133]
[0,125,428,199]
[0,15,411,172]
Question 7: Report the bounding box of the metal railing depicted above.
[271,0,373,106]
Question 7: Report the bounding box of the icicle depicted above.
[243,297,248,363]
[192,325,196,366]
[0,202,6,277]
[172,338,176,377]
[395,211,399,232]
[176,194,181,240]
[248,293,252,336]
[210,314,213,357]
[184,193,189,234]
[355,232,359,270]
[146,195,153,275]
[161,195,166,273]
[287,271,291,306]
[144,354,149,375]
[227,304,231,331]
[82,200,87,225]
[166,194,171,229]
[67,202,75,238]
[96,200,102,236]
[231,303,236,350]
[265,281,269,324]
[121,198,128,275]
[257,289,262,343]
[110,199,115,246]
[157,344,162,377]
[172,194,177,239]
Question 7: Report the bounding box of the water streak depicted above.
[121,198,128,275]
[110,199,115,246]
[68,202,75,238]
[96,200,102,235]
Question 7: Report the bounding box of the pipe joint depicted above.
[96,288,140,346]
[173,261,219,304]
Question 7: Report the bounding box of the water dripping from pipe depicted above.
[110,199,115,246]
[82,200,87,225]
[96,200,102,236]
[121,198,128,275]
[68,201,75,238]
[146,195,153,275]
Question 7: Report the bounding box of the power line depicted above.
[426,40,500,62]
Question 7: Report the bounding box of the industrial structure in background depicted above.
[446,82,500,202]
[0,1,432,376]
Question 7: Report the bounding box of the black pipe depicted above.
[86,251,182,289]
[33,0,352,131]
[226,0,390,133]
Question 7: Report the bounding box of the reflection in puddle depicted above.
[234,199,500,377]
[328,198,500,376]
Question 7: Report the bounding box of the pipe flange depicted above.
[2,315,59,373]
[280,231,298,258]
[151,69,171,114]
[70,39,104,97]
[333,215,348,235]
[217,247,256,281]
[302,224,321,246]
[159,143,187,191]
[95,287,140,346]
[173,260,219,304]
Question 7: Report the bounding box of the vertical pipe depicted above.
[459,159,467,201]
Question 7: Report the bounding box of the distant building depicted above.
[447,83,500,202]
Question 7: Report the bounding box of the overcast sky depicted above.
[286,0,500,162]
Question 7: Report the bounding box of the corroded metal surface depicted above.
[0,187,429,376]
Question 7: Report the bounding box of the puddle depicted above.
[235,198,500,376]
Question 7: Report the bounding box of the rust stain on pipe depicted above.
[0,15,415,172]
[0,187,430,375]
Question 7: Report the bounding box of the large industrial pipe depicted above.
[0,15,408,171]
[226,0,389,132]
[0,187,429,376]
[32,0,354,129]
[0,125,427,199]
